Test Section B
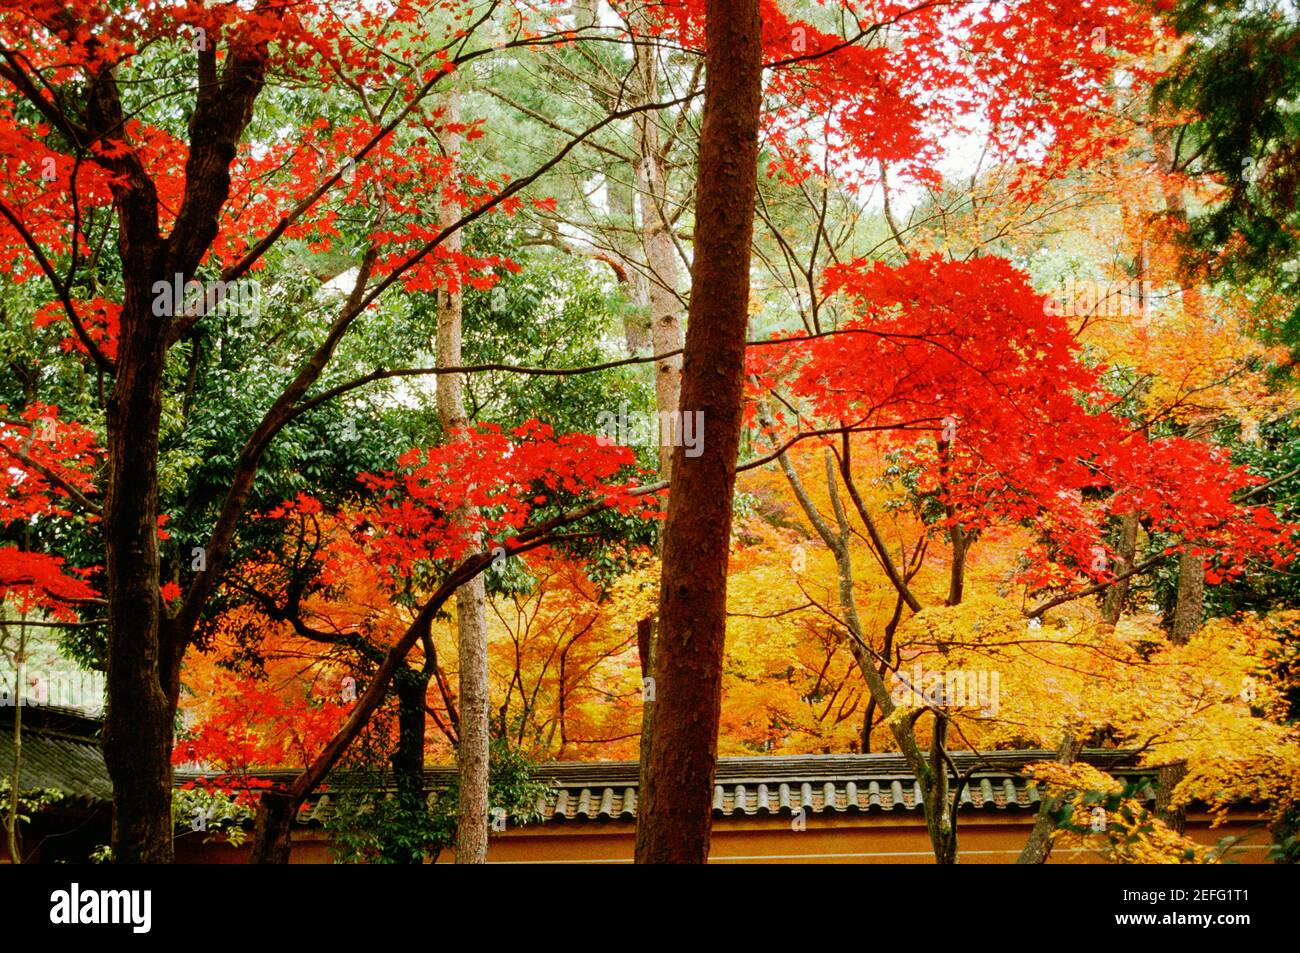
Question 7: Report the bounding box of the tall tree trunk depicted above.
[102,310,175,864]
[630,12,686,845]
[1101,513,1139,624]
[89,46,266,864]
[436,98,491,864]
[1153,130,1209,650]
[635,0,763,864]
[451,578,488,863]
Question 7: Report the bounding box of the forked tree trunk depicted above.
[89,47,267,863]
[926,716,957,865]
[635,0,763,864]
[436,99,492,864]
[759,421,945,858]
[247,562,478,863]
[1018,732,1083,864]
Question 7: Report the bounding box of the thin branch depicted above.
[0,199,114,372]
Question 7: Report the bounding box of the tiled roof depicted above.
[274,748,1155,826]
[0,707,1167,826]
[0,705,113,804]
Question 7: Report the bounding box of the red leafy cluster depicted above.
[0,103,116,281]
[0,549,97,621]
[259,423,656,595]
[751,254,1297,588]
[0,1,481,285]
[623,0,1160,190]
[960,0,1164,189]
[342,421,654,579]
[0,405,100,618]
[0,403,98,521]
[0,2,335,76]
[33,298,121,361]
[172,675,353,781]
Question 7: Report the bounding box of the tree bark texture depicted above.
[436,98,491,864]
[635,0,763,865]
[1017,732,1083,864]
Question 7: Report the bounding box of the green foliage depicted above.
[324,738,551,864]
[172,786,256,847]
[1267,803,1300,863]
[1154,0,1300,343]
[1201,412,1300,619]
[0,778,65,827]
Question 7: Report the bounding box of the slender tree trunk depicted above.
[769,440,948,859]
[939,437,967,606]
[452,577,489,863]
[4,610,25,863]
[759,419,944,855]
[1153,131,1209,650]
[947,532,968,606]
[436,98,491,864]
[635,614,656,826]
[1018,732,1083,864]
[1159,492,1190,855]
[629,21,686,839]
[927,716,957,864]
[1101,513,1138,624]
[861,595,905,752]
[633,32,685,478]
[635,0,763,864]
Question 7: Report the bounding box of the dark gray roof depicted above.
[0,705,112,804]
[255,749,1153,826]
[0,706,1166,826]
